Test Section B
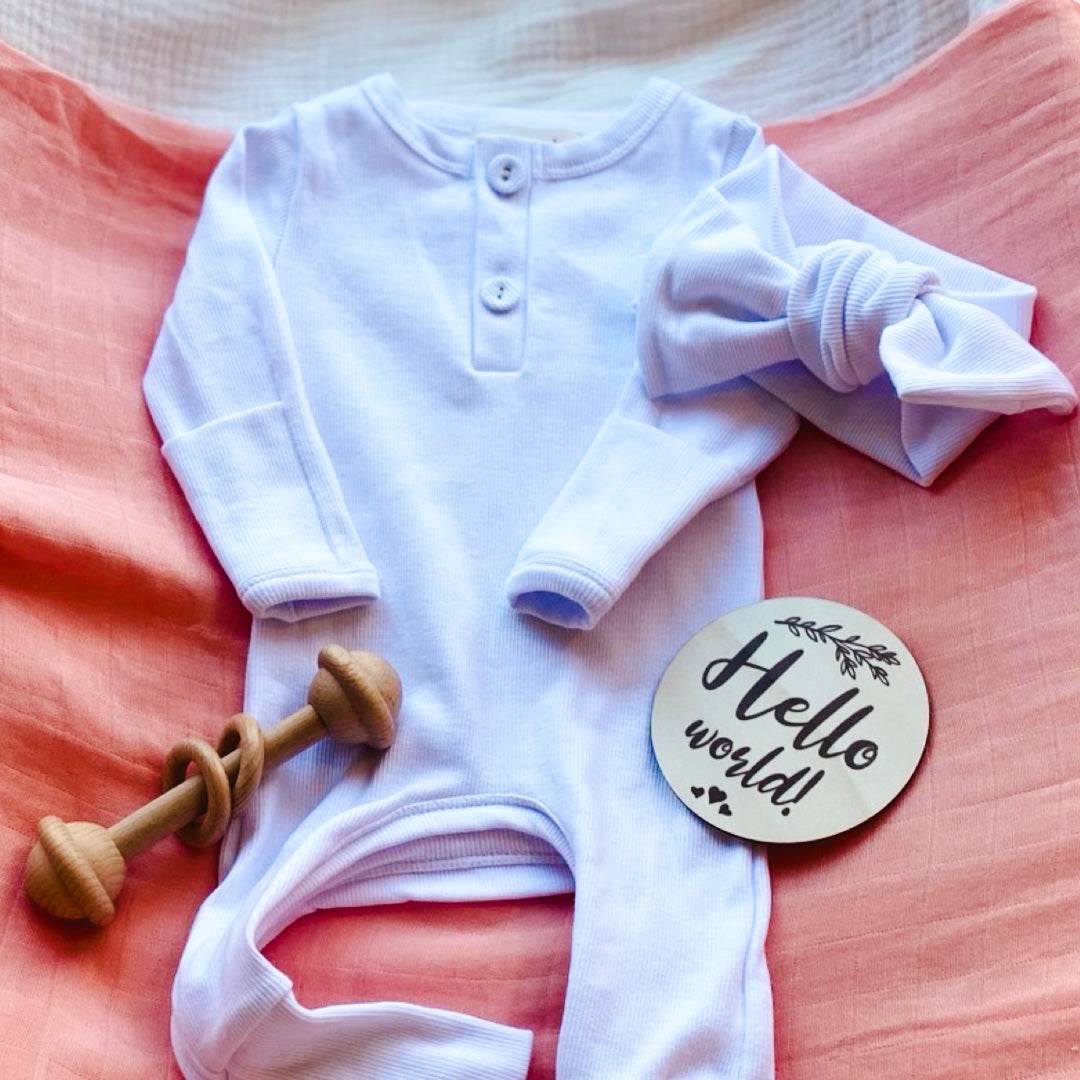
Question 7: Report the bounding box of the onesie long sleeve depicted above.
[506,123,1076,630]
[143,108,380,622]
[149,74,1076,1080]
[504,369,798,629]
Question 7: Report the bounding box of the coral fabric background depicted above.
[1,1,1078,1077]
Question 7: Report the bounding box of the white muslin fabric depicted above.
[143,73,1074,1079]
[1,0,1007,127]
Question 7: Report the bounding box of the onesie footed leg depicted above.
[23,646,402,927]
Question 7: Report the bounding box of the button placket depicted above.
[471,138,531,373]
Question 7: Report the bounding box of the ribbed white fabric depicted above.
[636,143,1076,430]
[143,73,1074,1078]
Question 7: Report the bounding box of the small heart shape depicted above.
[718,804,733,817]
[708,786,725,805]
[691,786,705,799]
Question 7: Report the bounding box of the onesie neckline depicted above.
[360,72,682,180]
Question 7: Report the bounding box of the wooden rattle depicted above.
[24,644,401,927]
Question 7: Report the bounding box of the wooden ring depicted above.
[162,737,231,847]
[216,713,265,815]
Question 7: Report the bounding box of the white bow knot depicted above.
[787,240,940,393]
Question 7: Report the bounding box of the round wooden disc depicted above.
[650,596,929,844]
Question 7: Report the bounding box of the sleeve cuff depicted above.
[503,383,798,630]
[240,564,381,622]
[158,401,382,622]
[505,558,618,630]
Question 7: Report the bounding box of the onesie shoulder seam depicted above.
[270,103,304,271]
[720,114,764,175]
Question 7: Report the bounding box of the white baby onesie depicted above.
[142,73,1075,1080]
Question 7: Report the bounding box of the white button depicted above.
[479,276,520,313]
[487,154,525,195]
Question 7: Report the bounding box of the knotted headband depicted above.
[638,146,1076,419]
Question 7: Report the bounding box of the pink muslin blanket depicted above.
[2,1,1078,1076]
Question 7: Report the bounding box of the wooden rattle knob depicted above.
[24,645,401,926]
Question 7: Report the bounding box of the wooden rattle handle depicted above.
[24,644,401,927]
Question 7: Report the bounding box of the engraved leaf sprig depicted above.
[774,616,900,685]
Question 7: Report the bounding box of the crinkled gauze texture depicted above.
[142,71,1075,1079]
